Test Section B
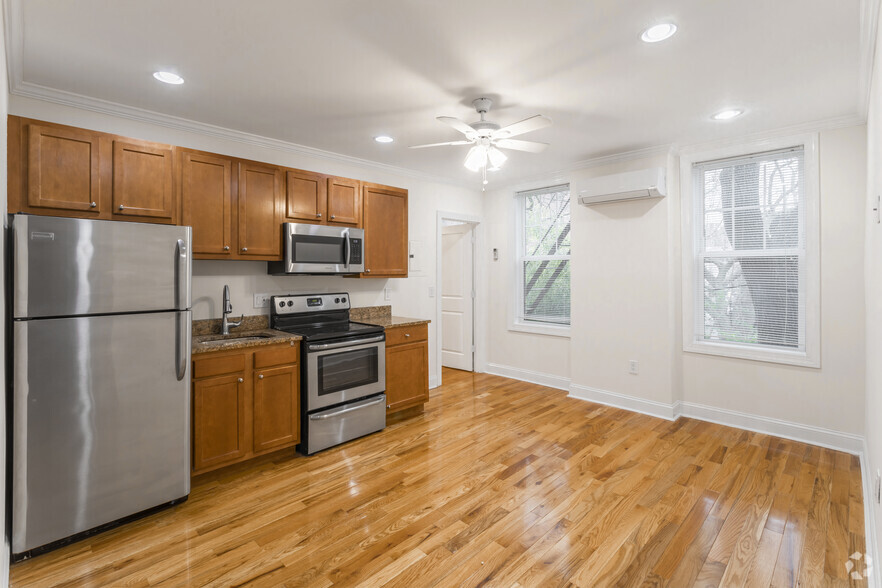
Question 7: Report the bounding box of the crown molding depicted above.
[859,0,881,118]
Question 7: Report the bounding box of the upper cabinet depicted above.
[25,122,101,215]
[8,117,407,271]
[111,139,175,222]
[181,150,233,256]
[285,170,361,227]
[238,162,282,257]
[360,183,408,278]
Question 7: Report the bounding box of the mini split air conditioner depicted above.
[577,167,666,206]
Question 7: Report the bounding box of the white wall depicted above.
[682,125,867,434]
[7,96,483,386]
[865,1,882,571]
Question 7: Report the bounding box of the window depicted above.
[681,134,820,367]
[512,184,571,336]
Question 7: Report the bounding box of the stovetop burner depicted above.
[269,292,384,342]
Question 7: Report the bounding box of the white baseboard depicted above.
[677,400,865,455]
[861,442,881,588]
[484,363,571,391]
[568,384,678,421]
[429,374,439,390]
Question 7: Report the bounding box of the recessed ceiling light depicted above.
[153,71,184,85]
[712,109,744,121]
[374,135,394,143]
[641,23,677,43]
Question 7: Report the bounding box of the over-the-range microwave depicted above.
[268,223,365,275]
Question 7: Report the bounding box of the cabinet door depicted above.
[253,365,300,453]
[181,151,232,255]
[27,124,101,213]
[385,340,429,413]
[238,162,282,257]
[112,140,175,221]
[193,373,247,471]
[362,184,408,277]
[286,169,326,223]
[327,176,361,227]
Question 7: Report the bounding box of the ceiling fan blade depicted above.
[436,116,478,138]
[493,115,553,138]
[409,140,473,149]
[495,139,549,153]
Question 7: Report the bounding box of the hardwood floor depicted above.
[11,368,867,587]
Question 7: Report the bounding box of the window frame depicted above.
[680,133,820,368]
[509,183,572,338]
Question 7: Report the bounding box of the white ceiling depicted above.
[9,0,867,186]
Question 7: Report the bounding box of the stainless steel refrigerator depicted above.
[10,214,192,559]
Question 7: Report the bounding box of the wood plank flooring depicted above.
[11,368,868,587]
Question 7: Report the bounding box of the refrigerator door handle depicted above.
[175,312,190,381]
[174,239,191,310]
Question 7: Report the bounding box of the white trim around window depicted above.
[508,183,571,338]
[679,133,820,368]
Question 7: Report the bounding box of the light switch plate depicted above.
[384,287,392,301]
[254,293,271,309]
[428,286,436,298]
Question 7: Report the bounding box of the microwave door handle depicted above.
[343,228,351,269]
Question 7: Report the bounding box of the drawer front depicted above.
[193,353,246,379]
[385,323,428,347]
[254,343,300,368]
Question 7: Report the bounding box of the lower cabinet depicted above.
[191,342,300,474]
[385,323,429,414]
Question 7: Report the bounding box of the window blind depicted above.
[517,185,571,325]
[694,146,805,350]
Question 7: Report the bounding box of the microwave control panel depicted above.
[350,238,363,264]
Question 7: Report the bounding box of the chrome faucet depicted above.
[222,285,243,335]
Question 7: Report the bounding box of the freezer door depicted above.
[12,311,191,555]
[12,214,192,318]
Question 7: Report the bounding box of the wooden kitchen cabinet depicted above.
[384,323,429,414]
[181,150,233,255]
[191,341,300,475]
[285,170,361,227]
[360,183,408,277]
[238,162,283,258]
[111,139,176,222]
[24,121,102,215]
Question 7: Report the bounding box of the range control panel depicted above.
[270,293,351,315]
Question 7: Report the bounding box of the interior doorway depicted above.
[441,220,475,371]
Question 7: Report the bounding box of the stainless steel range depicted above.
[270,293,386,454]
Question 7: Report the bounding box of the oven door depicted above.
[278,223,365,274]
[306,335,385,411]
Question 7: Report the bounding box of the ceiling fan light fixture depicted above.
[464,145,488,172]
[488,146,507,168]
[641,23,677,43]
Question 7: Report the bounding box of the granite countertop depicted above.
[350,305,429,328]
[192,314,301,355]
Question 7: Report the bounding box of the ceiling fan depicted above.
[410,98,552,186]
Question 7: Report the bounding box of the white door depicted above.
[441,222,474,371]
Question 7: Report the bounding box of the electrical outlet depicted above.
[253,293,270,309]
[384,287,392,301]
[628,360,639,375]
[873,470,882,504]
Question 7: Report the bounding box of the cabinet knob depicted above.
[223,245,230,251]
[316,213,322,218]
[405,333,410,338]
[237,377,243,383]
[90,202,97,208]
[330,215,336,220]
[387,405,391,409]
[258,374,264,379]
[241,247,248,252]
[118,204,125,211]
[366,269,371,273]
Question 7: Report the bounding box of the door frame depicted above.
[435,211,486,388]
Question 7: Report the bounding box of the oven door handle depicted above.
[308,335,385,351]
[309,396,386,420]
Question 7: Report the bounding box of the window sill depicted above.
[508,321,571,338]
[683,340,819,368]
